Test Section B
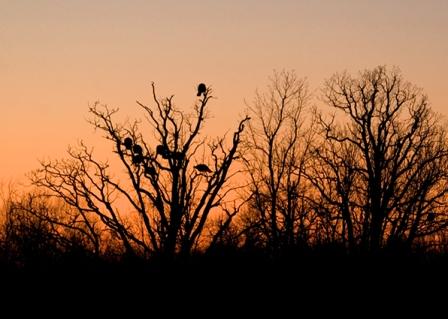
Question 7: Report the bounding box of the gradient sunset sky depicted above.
[1,0,447,182]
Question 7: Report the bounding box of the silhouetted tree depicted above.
[305,134,360,249]
[31,83,249,260]
[0,187,100,268]
[242,70,316,253]
[310,66,448,252]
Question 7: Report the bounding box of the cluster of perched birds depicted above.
[121,83,212,174]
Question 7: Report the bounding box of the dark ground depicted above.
[0,250,446,315]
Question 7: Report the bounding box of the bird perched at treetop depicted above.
[197,83,206,97]
[132,144,143,154]
[194,164,212,173]
[132,154,144,165]
[171,151,184,160]
[156,144,170,159]
[123,137,133,150]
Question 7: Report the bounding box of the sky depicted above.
[1,0,447,182]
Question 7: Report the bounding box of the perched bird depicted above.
[171,151,184,160]
[197,83,206,97]
[123,137,133,150]
[427,212,436,222]
[194,164,212,173]
[132,144,143,154]
[132,154,144,165]
[156,144,170,159]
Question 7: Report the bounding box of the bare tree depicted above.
[31,83,250,260]
[305,134,361,250]
[0,185,101,268]
[243,70,315,253]
[312,66,448,252]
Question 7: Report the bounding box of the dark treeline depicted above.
[2,66,448,278]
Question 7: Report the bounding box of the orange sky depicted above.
[1,0,447,182]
